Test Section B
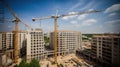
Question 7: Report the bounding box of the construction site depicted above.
[0,0,100,67]
[1,0,120,67]
[0,1,99,67]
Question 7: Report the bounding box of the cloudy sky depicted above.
[0,0,120,33]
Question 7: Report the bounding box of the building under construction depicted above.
[50,30,82,55]
[0,0,100,66]
[0,29,83,66]
[0,31,27,66]
[26,29,45,63]
[91,33,120,67]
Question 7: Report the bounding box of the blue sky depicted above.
[0,0,120,33]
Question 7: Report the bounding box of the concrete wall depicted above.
[50,30,82,55]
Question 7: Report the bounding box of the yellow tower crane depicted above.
[32,10,100,63]
[1,0,33,63]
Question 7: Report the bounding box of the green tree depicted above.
[26,63,30,67]
[19,59,26,67]
[15,58,40,67]
[44,36,49,43]
[29,58,40,67]
[14,64,19,67]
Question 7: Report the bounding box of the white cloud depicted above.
[62,8,95,20]
[105,20,120,32]
[105,4,120,13]
[88,9,94,11]
[62,11,77,20]
[62,16,69,20]
[106,19,120,24]
[109,13,116,16]
[77,8,93,20]
[80,1,95,10]
[78,14,87,20]
[82,19,97,26]
[68,12,77,14]
[68,12,78,18]
[70,20,77,24]
[69,2,82,11]
[64,8,94,20]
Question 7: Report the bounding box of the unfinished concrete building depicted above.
[50,30,82,55]
[26,29,45,62]
[91,34,120,67]
[0,31,27,66]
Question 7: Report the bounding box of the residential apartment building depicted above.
[91,34,120,67]
[0,29,45,63]
[0,31,27,56]
[26,29,45,62]
[50,30,82,55]
[0,32,13,51]
[0,31,27,66]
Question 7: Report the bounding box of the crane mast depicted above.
[1,0,20,63]
[1,0,33,63]
[14,19,19,63]
[32,10,100,63]
[54,17,58,63]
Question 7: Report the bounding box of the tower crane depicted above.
[32,10,100,63]
[0,0,33,63]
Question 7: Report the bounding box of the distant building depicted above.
[26,29,45,62]
[50,30,82,55]
[91,34,120,67]
[82,40,91,50]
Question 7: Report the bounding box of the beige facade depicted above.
[0,32,13,51]
[0,31,27,66]
[26,29,45,62]
[91,34,120,67]
[0,31,26,53]
[50,30,82,55]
